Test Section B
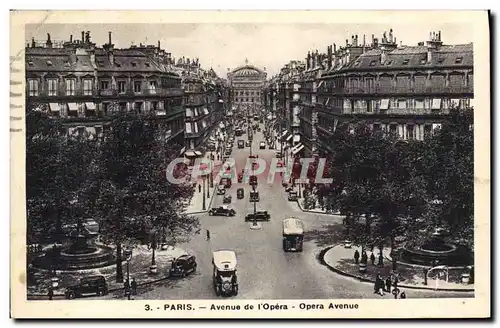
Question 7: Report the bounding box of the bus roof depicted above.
[283,217,304,235]
[212,250,237,270]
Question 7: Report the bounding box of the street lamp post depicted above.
[202,176,206,211]
[123,249,132,300]
[298,180,302,198]
[206,174,210,199]
[149,231,158,274]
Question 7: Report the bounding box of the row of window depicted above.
[234,90,261,96]
[320,73,473,92]
[234,98,260,103]
[342,97,471,112]
[27,78,180,97]
[185,120,210,134]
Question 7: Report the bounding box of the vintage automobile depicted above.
[225,149,232,156]
[212,250,238,296]
[209,205,236,217]
[237,188,244,199]
[275,151,283,158]
[249,190,260,202]
[268,142,275,149]
[245,140,251,147]
[237,140,245,149]
[249,175,258,186]
[169,254,197,278]
[245,211,271,222]
[223,194,232,204]
[237,173,244,183]
[288,190,298,201]
[65,275,108,299]
[259,141,266,149]
[283,217,304,252]
[217,185,226,195]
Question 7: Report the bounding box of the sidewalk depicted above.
[321,244,474,292]
[27,245,190,298]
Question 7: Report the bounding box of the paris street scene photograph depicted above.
[14,11,489,312]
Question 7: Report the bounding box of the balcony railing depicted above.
[318,85,473,96]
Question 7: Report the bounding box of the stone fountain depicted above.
[32,220,115,271]
[399,226,472,267]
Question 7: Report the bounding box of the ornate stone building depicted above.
[264,29,474,157]
[228,59,267,107]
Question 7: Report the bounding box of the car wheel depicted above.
[96,289,102,296]
[67,291,76,300]
[226,212,230,217]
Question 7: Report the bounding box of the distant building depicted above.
[228,59,267,111]
[264,29,474,157]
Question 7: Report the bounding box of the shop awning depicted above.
[286,134,293,142]
[68,103,78,111]
[292,143,305,155]
[280,130,288,138]
[85,102,96,110]
[293,135,301,143]
[49,103,60,111]
[432,99,442,110]
[185,151,196,157]
[194,150,203,156]
[380,99,389,110]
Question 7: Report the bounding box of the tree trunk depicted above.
[391,234,397,271]
[116,242,124,283]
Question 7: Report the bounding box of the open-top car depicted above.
[65,275,108,299]
[209,205,236,217]
[212,250,238,296]
[169,254,197,278]
[245,211,271,222]
[223,194,232,204]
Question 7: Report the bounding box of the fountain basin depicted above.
[399,244,472,267]
[32,244,116,271]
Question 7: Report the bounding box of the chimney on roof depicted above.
[158,40,161,49]
[306,51,310,70]
[31,37,35,48]
[389,28,393,43]
[82,31,85,42]
[426,30,443,63]
[88,43,96,68]
[46,33,52,48]
[346,39,349,47]
[70,35,73,43]
[108,31,112,45]
[373,37,379,48]
[327,45,332,70]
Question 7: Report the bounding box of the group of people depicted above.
[124,278,138,297]
[374,274,406,299]
[354,249,377,265]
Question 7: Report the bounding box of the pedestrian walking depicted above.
[376,274,385,296]
[206,229,210,241]
[361,251,368,264]
[385,276,392,292]
[354,250,360,264]
[48,286,54,300]
[370,252,376,265]
[130,278,137,295]
[400,291,406,299]
[198,184,201,193]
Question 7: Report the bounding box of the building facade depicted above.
[264,30,474,157]
[228,59,267,107]
[26,31,185,145]
[25,31,229,154]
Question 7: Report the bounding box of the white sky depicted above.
[26,23,474,78]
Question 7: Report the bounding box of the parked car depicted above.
[217,185,226,195]
[237,140,245,149]
[245,140,251,147]
[237,188,244,199]
[223,194,232,204]
[288,190,298,201]
[249,190,260,202]
[169,254,197,278]
[245,211,271,222]
[259,141,266,149]
[249,175,258,186]
[65,275,108,299]
[209,205,236,217]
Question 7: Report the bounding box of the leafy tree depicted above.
[26,109,97,244]
[90,113,198,282]
[421,107,474,250]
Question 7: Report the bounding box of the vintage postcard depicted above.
[10,10,490,319]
